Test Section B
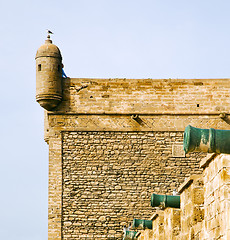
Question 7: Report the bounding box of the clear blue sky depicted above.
[1,0,230,239]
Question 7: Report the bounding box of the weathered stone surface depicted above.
[137,154,230,240]
[56,78,230,116]
[62,131,203,239]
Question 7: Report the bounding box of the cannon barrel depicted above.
[151,193,180,208]
[123,230,138,240]
[132,219,152,230]
[184,125,230,154]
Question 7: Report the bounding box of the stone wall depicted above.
[56,78,230,115]
[202,154,230,239]
[179,175,204,240]
[61,131,203,239]
[135,154,230,240]
[36,39,230,239]
[43,77,230,239]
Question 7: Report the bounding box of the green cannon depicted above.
[123,230,138,240]
[132,219,152,230]
[151,193,180,208]
[184,125,230,154]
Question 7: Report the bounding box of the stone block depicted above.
[192,188,204,205]
[164,208,181,240]
[192,206,204,224]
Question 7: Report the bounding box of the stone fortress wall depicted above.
[135,153,230,240]
[35,37,230,239]
[46,78,230,240]
[55,78,230,115]
[62,131,202,239]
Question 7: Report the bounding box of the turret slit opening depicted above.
[38,64,41,71]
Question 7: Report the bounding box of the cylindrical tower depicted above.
[35,35,63,110]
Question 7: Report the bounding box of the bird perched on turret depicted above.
[47,29,54,35]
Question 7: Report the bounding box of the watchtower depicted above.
[35,35,63,110]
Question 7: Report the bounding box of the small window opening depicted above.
[38,64,41,71]
[58,65,61,72]
[197,104,200,107]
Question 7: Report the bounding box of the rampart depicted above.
[44,78,230,239]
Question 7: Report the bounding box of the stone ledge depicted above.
[178,175,203,194]
[200,153,217,169]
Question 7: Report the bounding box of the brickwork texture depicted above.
[62,131,203,239]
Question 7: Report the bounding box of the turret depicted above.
[35,35,63,110]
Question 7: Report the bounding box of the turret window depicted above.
[38,64,41,71]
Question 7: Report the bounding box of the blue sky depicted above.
[1,0,230,239]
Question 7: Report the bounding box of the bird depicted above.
[47,29,54,35]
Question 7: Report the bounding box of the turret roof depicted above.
[35,35,62,59]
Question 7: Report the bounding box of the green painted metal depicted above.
[184,125,230,154]
[151,193,180,208]
[123,230,138,240]
[132,219,153,230]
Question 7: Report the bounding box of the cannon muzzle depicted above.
[184,125,230,154]
[151,193,180,208]
[132,219,152,230]
[123,230,138,240]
